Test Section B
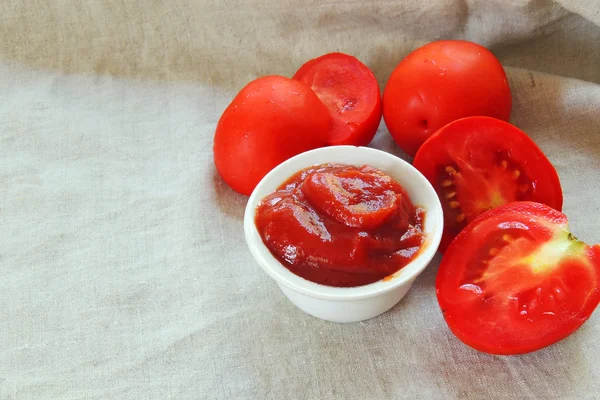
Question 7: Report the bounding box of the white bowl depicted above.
[244,146,443,323]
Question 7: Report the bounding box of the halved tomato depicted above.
[413,116,563,251]
[293,53,382,146]
[436,202,600,355]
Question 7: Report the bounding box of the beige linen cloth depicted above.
[1,1,599,399]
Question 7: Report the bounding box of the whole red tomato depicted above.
[213,76,330,195]
[383,40,512,157]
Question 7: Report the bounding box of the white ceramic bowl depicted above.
[244,146,443,323]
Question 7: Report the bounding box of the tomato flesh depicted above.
[413,116,563,251]
[293,53,382,146]
[436,202,600,355]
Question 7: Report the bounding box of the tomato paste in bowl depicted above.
[255,163,426,287]
[244,146,443,323]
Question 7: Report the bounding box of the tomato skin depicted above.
[413,116,563,252]
[293,53,382,146]
[436,202,600,355]
[383,40,512,156]
[213,76,330,195]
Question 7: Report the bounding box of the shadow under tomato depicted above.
[419,322,595,399]
[367,236,595,398]
[369,125,413,163]
[211,168,247,222]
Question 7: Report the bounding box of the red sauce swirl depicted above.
[255,163,426,287]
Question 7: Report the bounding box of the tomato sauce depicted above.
[255,163,426,287]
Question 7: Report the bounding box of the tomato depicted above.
[383,40,512,156]
[436,202,600,355]
[213,76,330,195]
[413,116,562,252]
[293,53,382,146]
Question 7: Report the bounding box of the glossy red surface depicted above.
[255,164,426,287]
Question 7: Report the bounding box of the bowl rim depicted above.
[243,146,443,301]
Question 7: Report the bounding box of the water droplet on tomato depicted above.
[459,284,482,294]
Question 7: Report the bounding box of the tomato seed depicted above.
[441,180,453,187]
[456,213,466,223]
[449,201,460,209]
[445,166,457,174]
[512,170,521,179]
[445,191,456,199]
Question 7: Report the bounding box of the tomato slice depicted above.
[436,202,600,355]
[413,116,563,251]
[293,53,382,146]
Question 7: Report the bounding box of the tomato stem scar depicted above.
[568,232,579,241]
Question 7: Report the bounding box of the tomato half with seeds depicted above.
[293,52,382,146]
[437,202,600,355]
[413,116,563,251]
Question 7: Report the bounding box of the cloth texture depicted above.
[1,1,599,399]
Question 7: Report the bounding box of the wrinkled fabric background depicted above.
[1,1,599,399]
